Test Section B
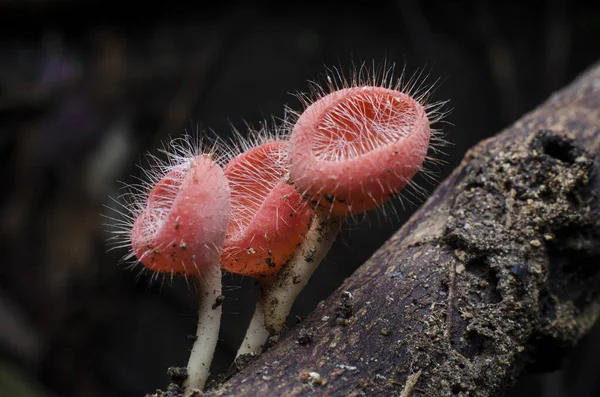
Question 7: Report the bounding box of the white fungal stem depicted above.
[236,299,270,357]
[184,267,223,391]
[262,215,341,336]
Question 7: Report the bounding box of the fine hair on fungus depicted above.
[219,126,314,356]
[288,61,449,220]
[103,61,450,390]
[221,130,313,282]
[107,135,231,391]
[256,62,449,336]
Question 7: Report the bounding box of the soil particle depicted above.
[212,295,225,310]
[334,291,354,322]
[167,367,188,385]
[297,328,314,345]
[144,383,185,397]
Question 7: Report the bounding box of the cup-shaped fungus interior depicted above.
[131,155,231,275]
[289,86,431,218]
[221,141,313,282]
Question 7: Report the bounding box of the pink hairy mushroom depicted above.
[131,154,231,276]
[289,86,431,218]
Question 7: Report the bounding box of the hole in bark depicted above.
[533,130,582,165]
[543,139,576,164]
[466,256,501,303]
[466,256,486,273]
[459,329,494,359]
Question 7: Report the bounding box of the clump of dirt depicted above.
[334,291,355,324]
[297,327,314,345]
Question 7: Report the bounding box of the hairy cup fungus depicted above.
[289,85,431,218]
[219,131,313,356]
[109,137,231,391]
[259,65,446,336]
[105,63,447,386]
[222,140,312,281]
[130,161,229,276]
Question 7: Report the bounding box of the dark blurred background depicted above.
[1,1,599,396]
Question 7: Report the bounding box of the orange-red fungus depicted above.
[221,141,313,281]
[131,155,231,275]
[289,86,431,218]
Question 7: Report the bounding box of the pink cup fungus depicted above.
[131,157,230,276]
[217,133,314,357]
[111,137,232,392]
[289,86,431,218]
[257,66,445,341]
[222,140,313,282]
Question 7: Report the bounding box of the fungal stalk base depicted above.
[183,267,223,391]
[262,216,340,335]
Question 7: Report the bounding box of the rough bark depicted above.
[196,63,600,396]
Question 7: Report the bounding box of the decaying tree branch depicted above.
[185,63,600,396]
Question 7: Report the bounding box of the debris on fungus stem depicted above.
[236,213,340,355]
[219,133,313,357]
[115,140,231,392]
[261,215,341,335]
[184,266,223,391]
